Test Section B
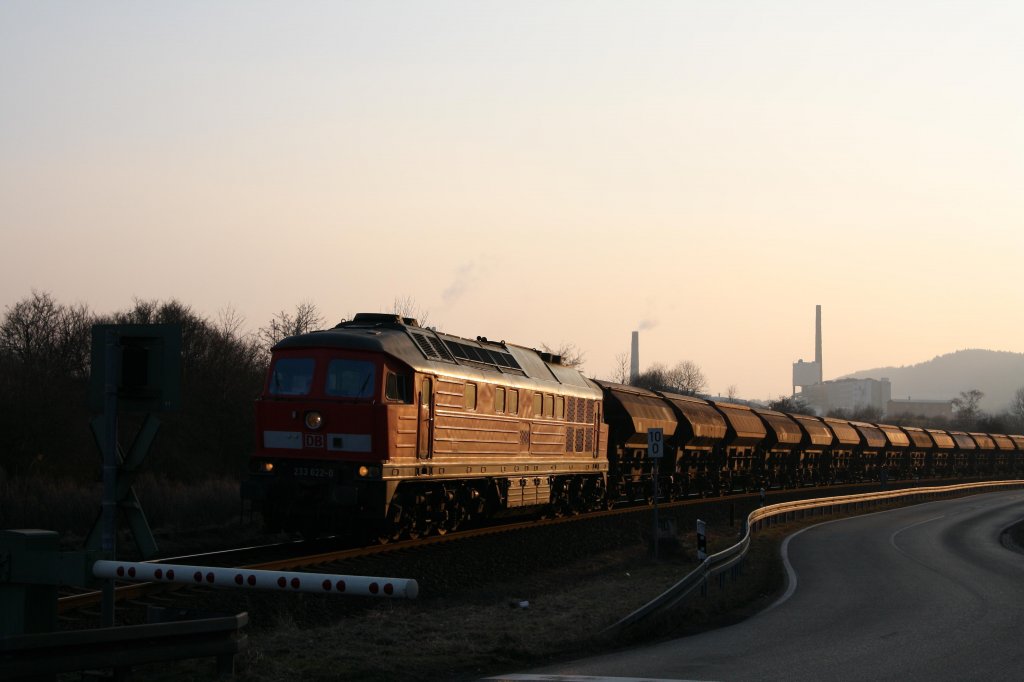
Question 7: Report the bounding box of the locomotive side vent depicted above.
[409,331,457,363]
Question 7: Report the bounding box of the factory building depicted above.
[886,398,954,420]
[799,377,892,416]
[792,305,891,416]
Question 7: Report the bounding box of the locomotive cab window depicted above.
[495,386,506,413]
[385,371,410,402]
[269,358,315,396]
[543,393,554,418]
[508,389,519,415]
[555,396,564,420]
[533,392,542,416]
[325,359,376,399]
[465,383,477,410]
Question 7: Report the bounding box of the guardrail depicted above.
[1,610,248,680]
[1,529,421,677]
[602,480,1024,637]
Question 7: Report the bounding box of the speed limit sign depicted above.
[647,427,664,459]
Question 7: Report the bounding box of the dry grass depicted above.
[126,516,791,682]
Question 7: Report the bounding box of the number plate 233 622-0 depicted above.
[293,466,334,479]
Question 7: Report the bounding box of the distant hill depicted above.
[841,349,1024,414]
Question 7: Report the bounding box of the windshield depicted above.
[268,358,315,396]
[326,358,376,399]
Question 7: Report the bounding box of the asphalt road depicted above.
[496,489,1024,682]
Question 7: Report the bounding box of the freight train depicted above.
[241,313,1023,540]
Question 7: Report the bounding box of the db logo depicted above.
[303,434,325,449]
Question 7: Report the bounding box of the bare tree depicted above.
[215,305,247,338]
[259,300,325,350]
[1011,387,1024,427]
[610,352,630,384]
[392,295,430,328]
[540,342,586,369]
[664,360,707,395]
[632,359,707,395]
[952,389,984,429]
[768,395,812,414]
[0,290,92,378]
[726,384,739,400]
[632,362,668,391]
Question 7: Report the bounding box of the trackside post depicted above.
[647,427,664,560]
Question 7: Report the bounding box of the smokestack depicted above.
[630,331,639,384]
[815,304,823,383]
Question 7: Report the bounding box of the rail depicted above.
[602,480,1024,636]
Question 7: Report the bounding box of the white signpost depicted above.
[647,427,663,460]
[647,428,663,559]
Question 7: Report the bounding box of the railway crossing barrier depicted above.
[93,559,419,598]
[0,528,418,678]
[602,480,1024,637]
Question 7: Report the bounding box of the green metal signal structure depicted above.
[88,324,181,625]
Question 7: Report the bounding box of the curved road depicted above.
[496,489,1024,681]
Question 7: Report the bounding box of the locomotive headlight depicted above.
[357,465,380,479]
[358,465,369,478]
[258,461,274,473]
[305,411,323,430]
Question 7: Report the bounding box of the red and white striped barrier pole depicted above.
[93,560,418,599]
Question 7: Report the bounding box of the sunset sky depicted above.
[3,2,1022,402]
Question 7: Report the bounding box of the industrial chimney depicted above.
[815,304,823,383]
[792,305,824,394]
[629,331,639,384]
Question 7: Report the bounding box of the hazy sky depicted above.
[3,2,1022,401]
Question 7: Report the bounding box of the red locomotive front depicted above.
[243,312,609,541]
[244,322,417,537]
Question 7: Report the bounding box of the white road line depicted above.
[485,671,712,675]
[889,514,946,554]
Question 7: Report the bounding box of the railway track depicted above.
[56,476,971,619]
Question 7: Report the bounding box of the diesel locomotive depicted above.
[242,313,1023,540]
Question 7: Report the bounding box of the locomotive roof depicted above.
[272,313,600,398]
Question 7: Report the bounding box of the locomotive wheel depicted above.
[435,506,458,535]
[376,505,404,544]
[406,514,425,540]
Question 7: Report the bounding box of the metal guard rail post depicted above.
[603,480,1024,637]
